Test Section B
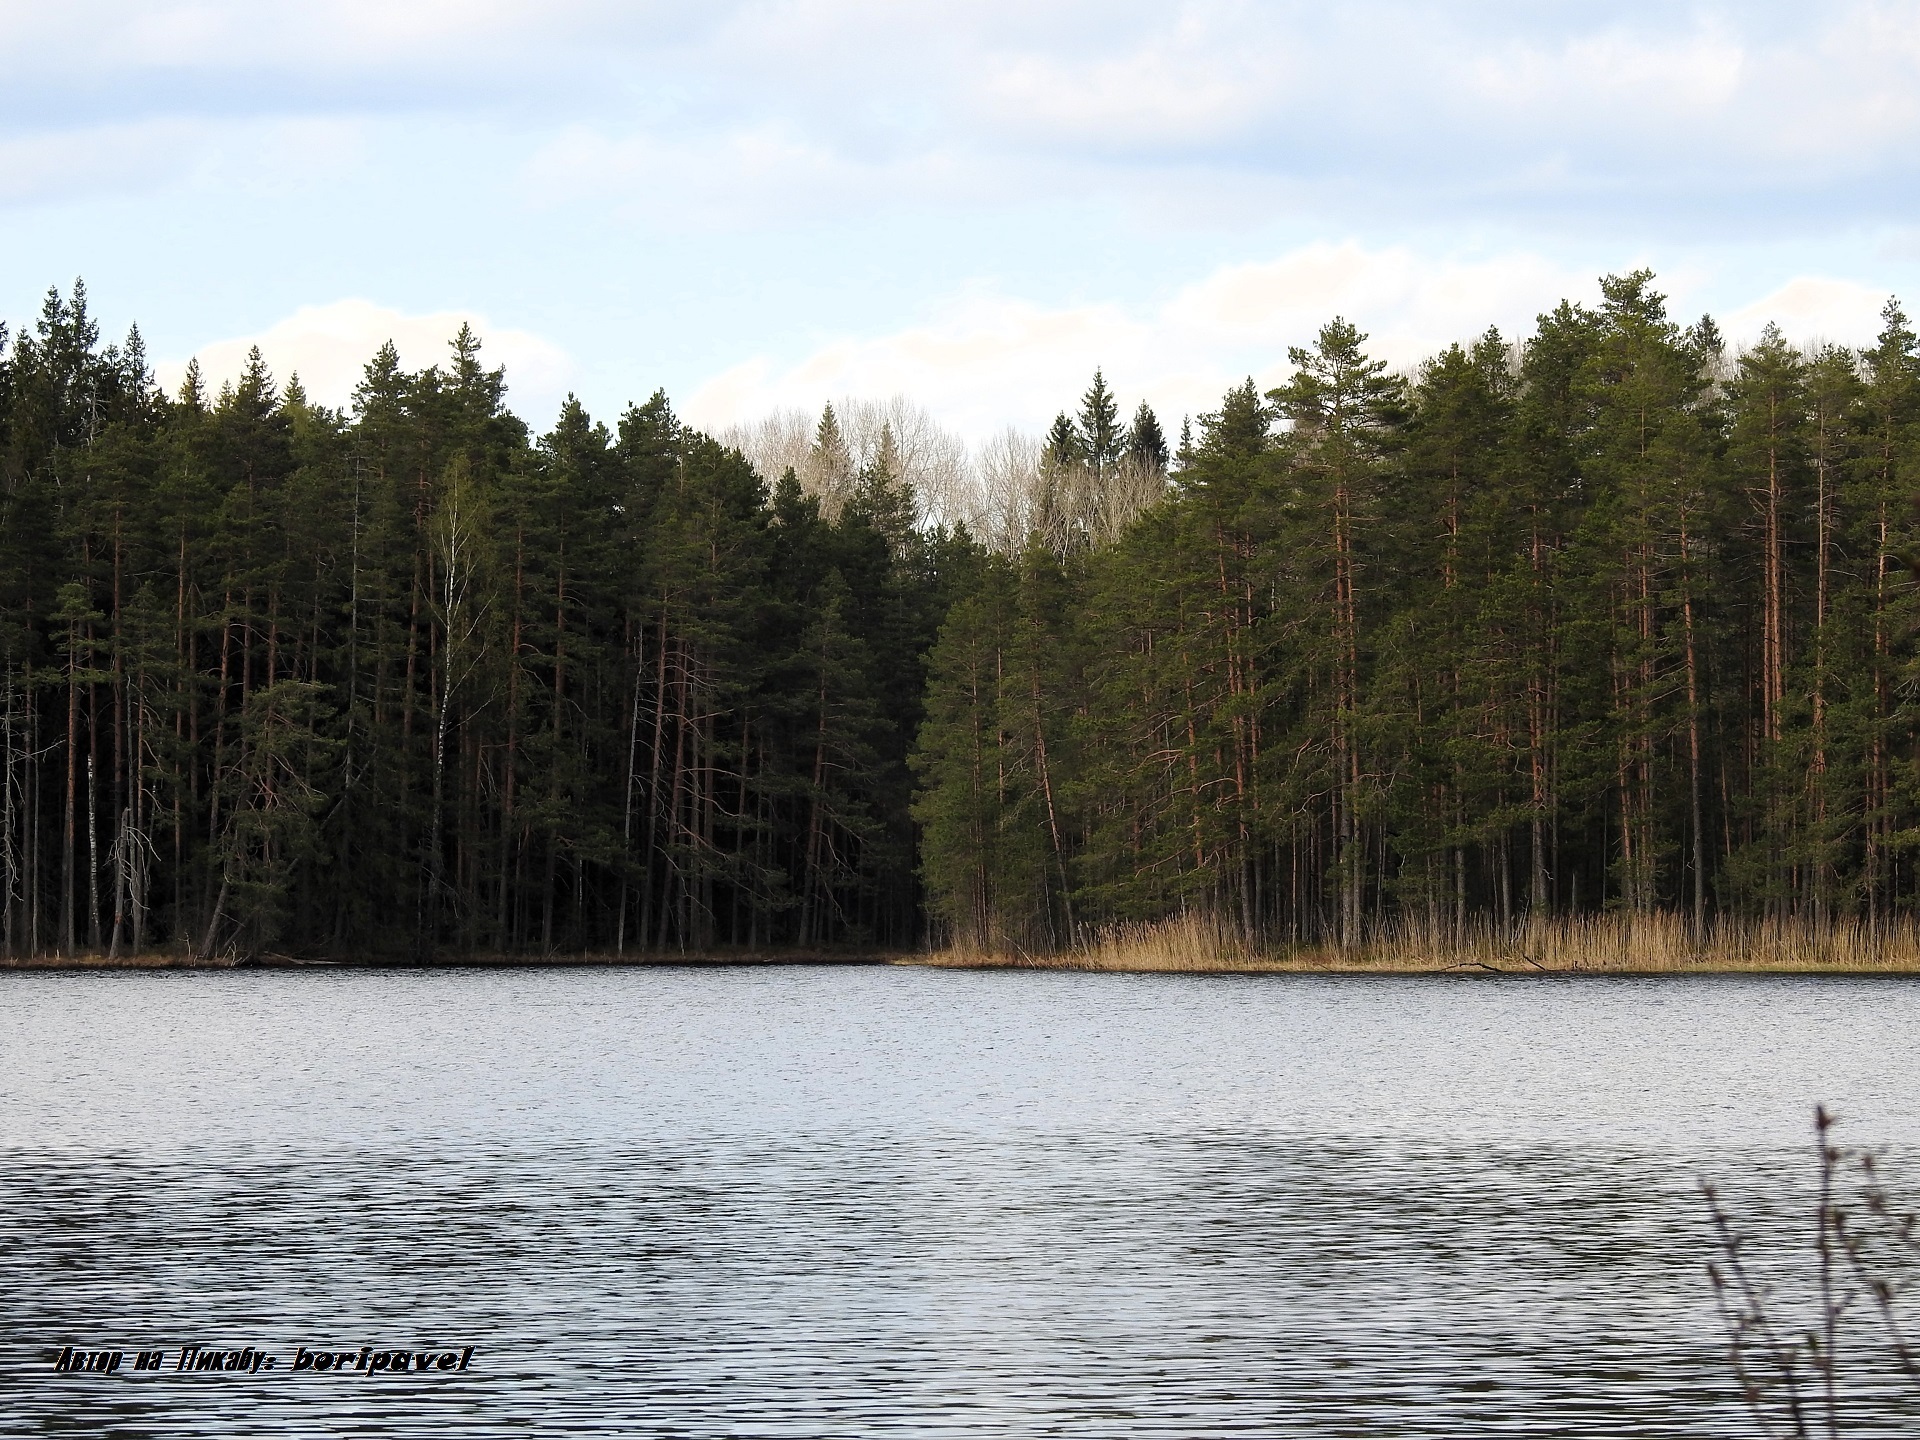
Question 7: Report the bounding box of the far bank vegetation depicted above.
[922,911,1920,974]
[915,275,1920,974]
[8,273,1920,970]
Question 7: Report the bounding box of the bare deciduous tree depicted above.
[722,385,1165,554]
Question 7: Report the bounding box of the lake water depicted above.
[3,966,1917,1436]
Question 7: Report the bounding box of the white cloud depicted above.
[977,10,1296,147]
[683,242,1595,443]
[1722,277,1895,349]
[4,2,1920,246]
[154,299,575,415]
[0,120,194,204]
[686,292,1147,443]
[0,0,584,72]
[685,244,1920,445]
[1464,24,1746,118]
[0,115,366,205]
[1162,244,1581,355]
[522,122,972,226]
[11,1,1920,448]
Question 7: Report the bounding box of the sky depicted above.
[5,1,1920,443]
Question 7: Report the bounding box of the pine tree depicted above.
[1846,300,1920,924]
[913,558,1017,947]
[1269,324,1407,945]
[1723,325,1809,914]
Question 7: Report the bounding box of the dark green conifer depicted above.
[1124,401,1168,472]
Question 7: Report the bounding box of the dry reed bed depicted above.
[921,912,1920,974]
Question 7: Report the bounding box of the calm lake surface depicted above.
[3,966,1917,1436]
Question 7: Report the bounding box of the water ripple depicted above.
[3,968,1917,1435]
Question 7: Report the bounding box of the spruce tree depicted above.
[1124,401,1168,473]
[1078,370,1121,475]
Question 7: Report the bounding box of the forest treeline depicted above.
[917,273,1920,951]
[3,271,1918,958]
[0,283,980,957]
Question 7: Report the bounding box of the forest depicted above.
[2,271,1918,959]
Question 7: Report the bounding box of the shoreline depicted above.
[908,952,1920,977]
[7,947,1920,976]
[916,911,1920,976]
[0,948,908,972]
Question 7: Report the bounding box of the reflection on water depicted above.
[2,968,1917,1436]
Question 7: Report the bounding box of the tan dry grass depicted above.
[919,911,1920,974]
[923,913,1265,973]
